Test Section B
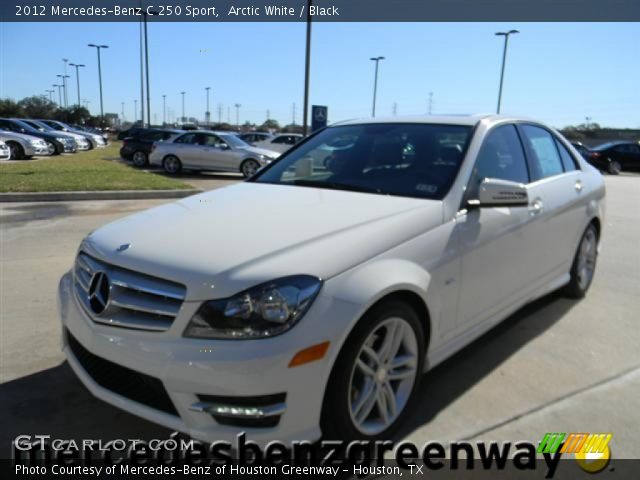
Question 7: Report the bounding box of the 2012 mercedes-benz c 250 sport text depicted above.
[58,114,605,444]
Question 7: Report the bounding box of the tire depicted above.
[46,141,60,156]
[162,155,182,174]
[321,300,425,441]
[240,159,260,178]
[607,160,621,175]
[563,224,598,299]
[132,150,148,168]
[7,142,24,160]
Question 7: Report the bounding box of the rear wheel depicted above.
[132,150,148,168]
[321,300,424,441]
[563,224,598,298]
[7,142,24,160]
[607,160,621,175]
[240,159,260,178]
[162,155,182,174]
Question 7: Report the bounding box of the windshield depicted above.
[220,134,250,148]
[253,123,472,199]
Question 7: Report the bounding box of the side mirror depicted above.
[218,143,230,150]
[469,178,528,208]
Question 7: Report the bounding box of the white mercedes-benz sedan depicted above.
[58,115,605,444]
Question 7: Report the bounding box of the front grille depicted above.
[66,329,178,416]
[74,252,185,332]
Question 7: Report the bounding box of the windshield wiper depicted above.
[290,179,385,194]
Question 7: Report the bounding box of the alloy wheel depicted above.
[348,317,418,436]
[577,228,597,290]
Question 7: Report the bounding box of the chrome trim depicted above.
[73,252,185,332]
[189,402,286,418]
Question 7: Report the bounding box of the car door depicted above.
[615,144,640,170]
[456,124,535,330]
[197,133,237,171]
[171,132,200,168]
[517,124,586,284]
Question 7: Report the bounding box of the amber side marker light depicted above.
[289,341,330,367]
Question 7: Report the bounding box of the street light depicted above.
[62,58,69,107]
[302,0,313,136]
[134,99,138,122]
[140,10,157,127]
[56,74,70,108]
[234,103,241,130]
[370,56,385,117]
[52,84,63,106]
[88,44,109,126]
[495,29,519,114]
[46,89,55,102]
[205,87,211,127]
[69,63,85,107]
[162,94,167,125]
[181,91,186,122]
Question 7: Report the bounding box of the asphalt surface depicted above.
[1,175,638,458]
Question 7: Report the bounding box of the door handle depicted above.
[528,199,544,215]
[575,180,583,192]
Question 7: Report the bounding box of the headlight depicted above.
[184,275,322,340]
[29,139,40,146]
[56,137,67,143]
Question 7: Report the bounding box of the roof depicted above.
[332,114,540,127]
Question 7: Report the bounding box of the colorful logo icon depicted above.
[538,432,612,474]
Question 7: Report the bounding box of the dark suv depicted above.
[0,118,76,155]
[120,129,183,167]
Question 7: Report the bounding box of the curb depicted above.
[0,189,201,203]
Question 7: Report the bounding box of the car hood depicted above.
[239,145,281,158]
[82,183,443,300]
[0,131,43,143]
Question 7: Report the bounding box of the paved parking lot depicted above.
[1,175,638,457]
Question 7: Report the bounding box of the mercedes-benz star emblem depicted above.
[88,271,111,315]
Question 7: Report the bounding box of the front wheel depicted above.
[607,160,621,175]
[162,155,182,174]
[7,142,24,160]
[132,150,148,168]
[563,224,598,298]
[321,300,424,441]
[46,141,59,155]
[240,159,260,178]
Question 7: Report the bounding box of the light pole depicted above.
[495,30,519,114]
[141,10,157,127]
[370,56,385,118]
[56,74,70,109]
[302,0,312,136]
[181,91,186,122]
[88,44,109,125]
[46,89,55,102]
[162,94,167,125]
[54,84,63,106]
[234,103,241,130]
[134,99,138,122]
[69,63,85,107]
[205,87,211,127]
[62,58,69,107]
[121,102,125,122]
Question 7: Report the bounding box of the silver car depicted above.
[37,119,107,149]
[0,140,10,160]
[22,119,91,151]
[0,130,50,159]
[149,130,280,177]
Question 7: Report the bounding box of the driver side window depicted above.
[468,125,529,198]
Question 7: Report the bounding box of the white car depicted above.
[149,130,280,177]
[254,133,304,153]
[0,140,10,160]
[58,115,604,445]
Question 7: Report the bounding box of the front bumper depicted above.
[57,271,354,445]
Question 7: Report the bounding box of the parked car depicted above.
[0,118,76,154]
[570,142,591,160]
[20,119,90,151]
[586,141,640,174]
[149,130,280,177]
[0,140,10,160]
[120,129,183,167]
[58,114,604,444]
[37,119,107,149]
[0,129,50,159]
[254,133,304,153]
[237,131,274,145]
[117,127,149,141]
